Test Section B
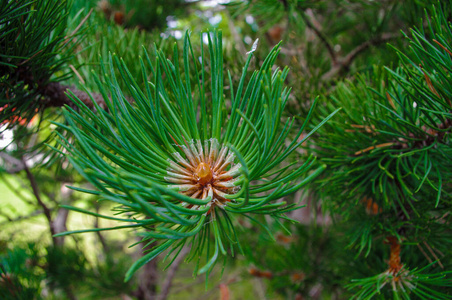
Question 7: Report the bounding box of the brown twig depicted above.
[219,283,230,300]
[433,39,452,56]
[18,50,43,66]
[134,234,159,300]
[293,7,400,81]
[22,157,58,245]
[64,8,93,44]
[94,204,109,253]
[69,65,85,84]
[321,32,400,80]
[248,267,273,279]
[53,206,69,247]
[301,9,337,64]
[157,246,191,300]
[417,243,433,265]
[42,82,106,110]
[423,241,444,269]
[354,142,395,156]
[386,92,397,110]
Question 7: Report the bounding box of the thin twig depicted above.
[0,209,43,227]
[423,241,444,269]
[354,142,395,156]
[0,174,35,206]
[417,243,433,264]
[18,50,43,66]
[343,33,399,67]
[22,159,50,220]
[53,207,69,247]
[64,8,93,43]
[301,9,336,64]
[22,157,57,245]
[0,152,26,173]
[69,65,85,84]
[94,204,109,253]
[157,246,191,300]
[321,32,400,80]
[298,8,399,81]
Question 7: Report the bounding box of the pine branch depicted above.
[42,82,106,110]
[55,31,333,281]
[21,157,59,246]
[321,32,400,80]
[0,0,97,127]
[94,205,110,254]
[300,9,337,64]
[157,246,191,300]
[298,7,400,81]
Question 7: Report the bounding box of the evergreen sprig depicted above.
[348,263,452,300]
[313,2,452,298]
[54,31,337,281]
[0,0,81,129]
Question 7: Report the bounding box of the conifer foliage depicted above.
[313,4,452,299]
[1,0,452,298]
[0,0,81,129]
[55,32,337,280]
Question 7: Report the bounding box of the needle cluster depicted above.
[55,31,335,280]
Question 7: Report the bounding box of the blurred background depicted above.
[1,0,449,299]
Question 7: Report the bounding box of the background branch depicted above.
[301,9,337,64]
[321,32,400,80]
[157,246,191,300]
[21,157,60,245]
[43,82,107,110]
[0,152,26,173]
[0,209,43,226]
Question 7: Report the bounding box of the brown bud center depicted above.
[195,162,213,185]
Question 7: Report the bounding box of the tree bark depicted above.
[134,239,159,300]
[136,256,159,300]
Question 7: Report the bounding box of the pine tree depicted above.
[312,3,452,299]
[1,0,451,299]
